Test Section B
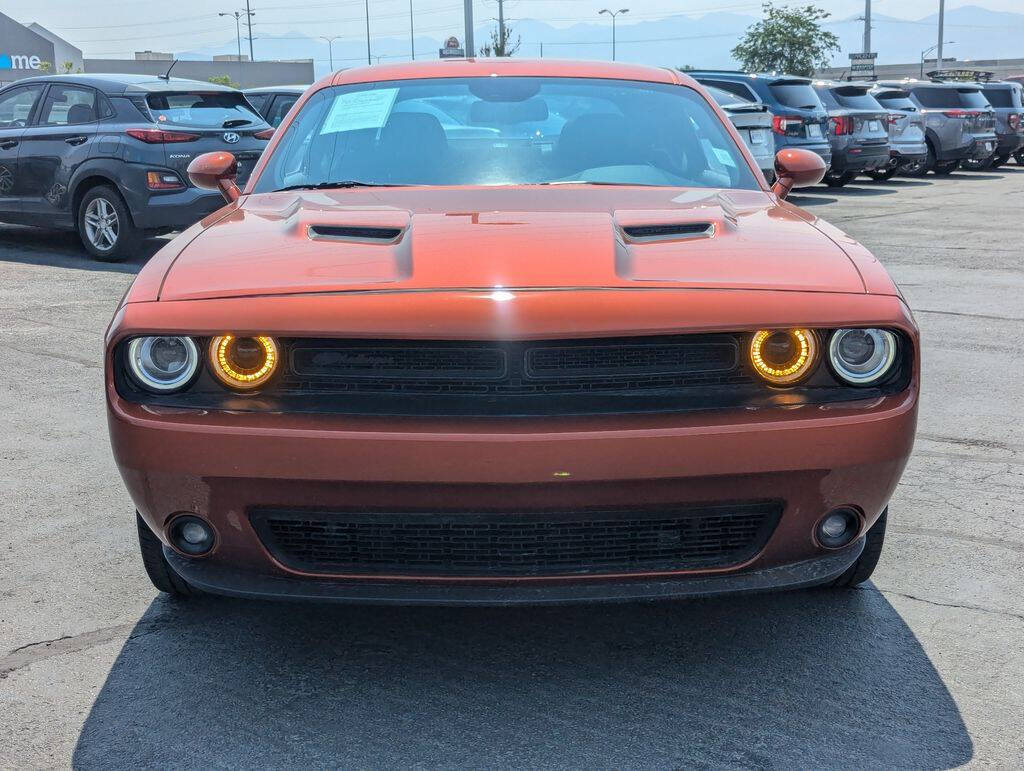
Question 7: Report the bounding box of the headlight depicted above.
[126,336,199,392]
[749,328,818,385]
[209,335,278,390]
[828,328,898,385]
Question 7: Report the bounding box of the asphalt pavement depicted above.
[1,169,1022,768]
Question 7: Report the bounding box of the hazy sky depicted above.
[8,0,1021,59]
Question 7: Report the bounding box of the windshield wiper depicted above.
[272,180,405,192]
[222,119,253,128]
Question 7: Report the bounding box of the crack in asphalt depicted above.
[914,309,1024,323]
[0,623,136,678]
[876,589,1024,624]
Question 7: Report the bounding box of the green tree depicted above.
[731,3,840,77]
[38,61,53,73]
[479,24,521,57]
[208,74,240,88]
[59,61,75,74]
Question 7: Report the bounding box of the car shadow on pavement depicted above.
[819,185,899,197]
[71,587,972,768]
[784,193,839,207]
[0,226,164,273]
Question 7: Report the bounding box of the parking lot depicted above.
[0,168,1022,767]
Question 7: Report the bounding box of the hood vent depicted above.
[622,222,715,243]
[307,225,404,244]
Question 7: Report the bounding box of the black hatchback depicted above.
[0,74,272,260]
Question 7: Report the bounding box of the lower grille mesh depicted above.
[251,503,781,577]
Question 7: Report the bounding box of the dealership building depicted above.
[0,11,312,87]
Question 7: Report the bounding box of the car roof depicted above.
[4,73,242,96]
[877,79,965,90]
[812,80,870,90]
[243,85,310,94]
[688,71,812,85]
[326,58,683,88]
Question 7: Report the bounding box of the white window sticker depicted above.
[320,88,399,135]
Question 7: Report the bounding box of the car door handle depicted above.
[0,140,17,149]
[65,136,89,146]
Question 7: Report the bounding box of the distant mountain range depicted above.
[177,4,1024,80]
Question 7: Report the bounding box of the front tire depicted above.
[990,154,1009,169]
[831,508,887,588]
[137,512,196,597]
[77,185,140,262]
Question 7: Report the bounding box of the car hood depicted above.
[157,187,867,301]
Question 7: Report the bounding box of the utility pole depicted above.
[219,12,242,60]
[464,0,474,58]
[937,0,945,70]
[863,0,871,53]
[409,0,415,60]
[539,41,543,58]
[244,0,255,61]
[497,0,505,55]
[599,8,629,62]
[365,0,372,65]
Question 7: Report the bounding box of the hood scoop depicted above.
[308,224,405,244]
[622,222,715,243]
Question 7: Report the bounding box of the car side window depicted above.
[0,84,45,128]
[39,85,98,126]
[246,93,269,114]
[267,95,298,127]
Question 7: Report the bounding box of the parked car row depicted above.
[690,70,1024,187]
[0,69,1019,262]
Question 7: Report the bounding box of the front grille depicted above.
[282,335,749,398]
[250,502,782,577]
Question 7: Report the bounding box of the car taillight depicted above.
[254,128,275,140]
[942,109,979,119]
[771,115,803,135]
[126,128,200,143]
[830,115,854,135]
[1010,113,1022,131]
[146,171,185,190]
[887,114,902,125]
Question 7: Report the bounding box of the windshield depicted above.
[146,92,263,128]
[982,88,1015,108]
[252,77,760,192]
[874,91,917,111]
[831,88,883,111]
[957,89,990,108]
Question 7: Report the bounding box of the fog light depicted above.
[168,515,215,556]
[815,508,861,549]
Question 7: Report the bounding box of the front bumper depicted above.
[164,538,865,605]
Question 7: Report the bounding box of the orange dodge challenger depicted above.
[106,60,918,604]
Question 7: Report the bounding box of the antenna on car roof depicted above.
[158,60,179,81]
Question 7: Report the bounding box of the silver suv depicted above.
[878,80,997,175]
[868,85,928,179]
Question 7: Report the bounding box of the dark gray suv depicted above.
[0,74,272,261]
[812,81,890,186]
[968,81,1023,168]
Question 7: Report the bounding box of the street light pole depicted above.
[863,0,871,53]
[219,12,242,60]
[409,0,415,60]
[365,0,372,65]
[599,8,629,61]
[319,35,340,71]
[921,41,955,78]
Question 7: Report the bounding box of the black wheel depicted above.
[900,160,927,177]
[990,154,1009,169]
[933,160,958,176]
[866,166,897,181]
[824,171,855,188]
[136,512,197,597]
[831,508,887,588]
[1015,151,1024,166]
[77,185,140,262]
[960,156,992,171]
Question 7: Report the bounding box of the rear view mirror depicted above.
[771,148,827,199]
[187,152,241,203]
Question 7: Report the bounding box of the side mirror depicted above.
[187,152,241,203]
[771,148,827,200]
